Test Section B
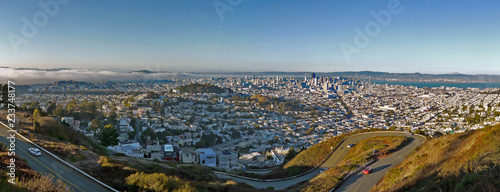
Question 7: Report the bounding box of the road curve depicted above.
[336,133,425,192]
[0,122,112,192]
[216,131,425,190]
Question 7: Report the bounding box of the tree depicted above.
[33,109,42,122]
[79,100,97,114]
[46,102,56,115]
[99,124,119,146]
[109,107,117,120]
[29,101,40,111]
[88,119,103,133]
[52,106,68,117]
[285,146,298,160]
[305,127,315,135]
[66,99,78,113]
[230,128,241,139]
[141,127,157,143]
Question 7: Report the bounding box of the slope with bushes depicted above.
[261,129,397,179]
[302,136,410,192]
[372,124,500,192]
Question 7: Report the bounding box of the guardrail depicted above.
[0,121,119,192]
[215,131,427,183]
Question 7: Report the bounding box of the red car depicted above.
[363,167,372,174]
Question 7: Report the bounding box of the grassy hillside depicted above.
[301,136,410,192]
[372,124,500,192]
[260,129,398,179]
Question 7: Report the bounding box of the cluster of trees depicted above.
[33,110,119,147]
[19,101,42,111]
[140,127,195,145]
[231,94,302,112]
[176,83,230,94]
[221,128,241,139]
[195,133,223,148]
[47,99,103,120]
[98,124,119,146]
[122,96,135,108]
[150,100,162,113]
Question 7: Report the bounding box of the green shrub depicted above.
[125,172,194,192]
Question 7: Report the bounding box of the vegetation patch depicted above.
[176,83,231,94]
[258,129,399,179]
[301,136,410,192]
[372,124,500,192]
[125,172,195,192]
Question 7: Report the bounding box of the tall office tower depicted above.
[304,73,307,82]
[369,76,372,84]
[311,73,316,79]
[323,82,329,91]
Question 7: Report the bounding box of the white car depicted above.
[29,148,41,156]
[347,144,355,148]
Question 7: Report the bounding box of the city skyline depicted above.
[1,1,499,74]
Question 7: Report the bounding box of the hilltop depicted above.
[176,83,232,94]
[372,124,500,192]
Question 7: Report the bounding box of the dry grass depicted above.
[261,129,396,179]
[372,125,500,192]
[16,174,71,192]
[301,136,410,192]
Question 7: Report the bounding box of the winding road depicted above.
[216,131,425,190]
[0,121,113,192]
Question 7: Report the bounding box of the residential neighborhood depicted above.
[13,75,500,171]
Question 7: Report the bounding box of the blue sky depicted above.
[1,0,499,74]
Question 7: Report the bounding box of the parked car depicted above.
[29,148,41,156]
[363,167,372,174]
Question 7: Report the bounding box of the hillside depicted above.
[302,136,410,192]
[260,129,396,179]
[176,83,231,94]
[0,111,261,192]
[372,125,500,192]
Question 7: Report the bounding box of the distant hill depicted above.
[372,125,500,192]
[129,70,156,74]
[176,83,232,94]
[52,80,91,86]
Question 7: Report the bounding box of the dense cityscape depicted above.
[2,1,499,191]
[9,73,499,172]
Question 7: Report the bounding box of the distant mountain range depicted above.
[130,70,157,74]
[3,67,500,84]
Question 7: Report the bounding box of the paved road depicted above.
[216,132,425,190]
[0,122,112,192]
[336,134,425,192]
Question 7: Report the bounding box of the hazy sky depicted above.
[1,0,499,74]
